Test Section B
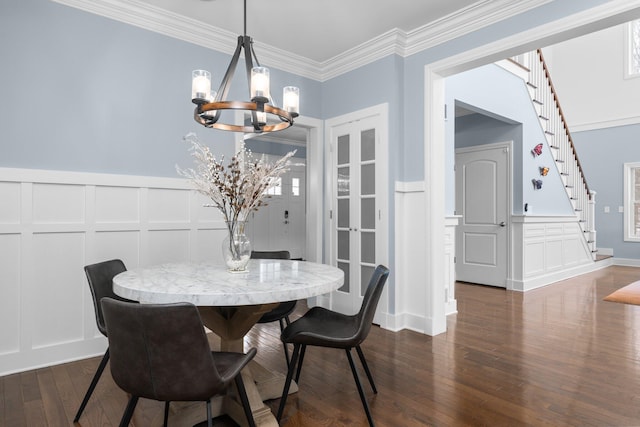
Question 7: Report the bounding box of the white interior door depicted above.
[455,143,510,287]
[329,115,386,317]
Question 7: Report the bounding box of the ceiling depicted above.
[134,0,483,63]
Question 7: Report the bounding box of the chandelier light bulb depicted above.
[251,67,270,100]
[192,70,211,101]
[283,86,300,114]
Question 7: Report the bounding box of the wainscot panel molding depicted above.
[0,168,226,376]
[444,216,460,315]
[392,182,431,334]
[509,215,602,292]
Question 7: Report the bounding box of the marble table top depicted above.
[113,259,344,306]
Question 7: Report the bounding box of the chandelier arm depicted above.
[217,36,244,104]
[250,42,261,68]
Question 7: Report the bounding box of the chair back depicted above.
[101,298,224,402]
[354,265,389,344]
[84,259,130,336]
[251,250,291,260]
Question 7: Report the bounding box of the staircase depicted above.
[512,49,597,259]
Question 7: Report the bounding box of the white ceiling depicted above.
[133,0,486,63]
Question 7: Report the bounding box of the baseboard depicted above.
[445,300,458,315]
[1,337,107,377]
[613,258,640,267]
[384,311,446,336]
[509,260,609,291]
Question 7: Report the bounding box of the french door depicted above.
[327,106,388,319]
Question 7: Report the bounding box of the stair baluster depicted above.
[514,50,596,259]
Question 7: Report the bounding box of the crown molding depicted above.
[404,0,552,57]
[52,0,550,82]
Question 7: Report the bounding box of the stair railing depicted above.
[513,49,596,258]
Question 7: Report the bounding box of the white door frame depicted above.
[234,115,324,263]
[455,141,512,287]
[422,1,640,335]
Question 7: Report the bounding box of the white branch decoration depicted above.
[176,132,295,225]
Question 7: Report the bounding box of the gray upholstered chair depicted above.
[251,250,297,367]
[101,298,257,427]
[276,265,390,427]
[74,259,134,422]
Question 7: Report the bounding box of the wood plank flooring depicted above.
[3,265,640,426]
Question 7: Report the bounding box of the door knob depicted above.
[499,221,506,227]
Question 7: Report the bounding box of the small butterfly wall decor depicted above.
[531,143,543,157]
[532,179,543,190]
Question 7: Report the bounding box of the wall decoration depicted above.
[531,143,543,157]
[539,166,549,176]
[532,179,543,190]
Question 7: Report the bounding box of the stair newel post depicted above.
[589,191,597,258]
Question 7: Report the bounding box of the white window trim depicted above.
[623,162,640,242]
[624,20,640,80]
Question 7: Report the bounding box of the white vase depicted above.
[222,221,252,272]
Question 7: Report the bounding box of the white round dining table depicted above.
[112,259,343,427]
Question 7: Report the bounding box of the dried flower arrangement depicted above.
[177,132,295,225]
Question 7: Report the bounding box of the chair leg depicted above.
[235,374,256,427]
[206,399,213,427]
[73,348,110,422]
[119,395,139,427]
[346,349,375,427]
[163,401,170,427]
[279,318,291,368]
[355,345,377,393]
[277,343,301,421]
[294,344,306,383]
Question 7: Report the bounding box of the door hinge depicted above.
[444,104,447,120]
[329,209,333,219]
[454,256,456,263]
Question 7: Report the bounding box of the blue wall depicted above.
[446,65,575,217]
[573,124,640,259]
[0,0,320,177]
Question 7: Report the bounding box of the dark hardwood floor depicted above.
[3,265,640,426]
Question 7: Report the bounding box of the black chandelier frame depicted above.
[192,1,298,134]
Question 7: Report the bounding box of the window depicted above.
[291,177,300,196]
[624,162,640,241]
[625,19,640,78]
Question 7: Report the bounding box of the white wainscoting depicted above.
[0,168,227,376]
[509,215,602,291]
[444,216,460,315]
[391,183,459,334]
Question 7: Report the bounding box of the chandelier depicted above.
[191,0,299,134]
